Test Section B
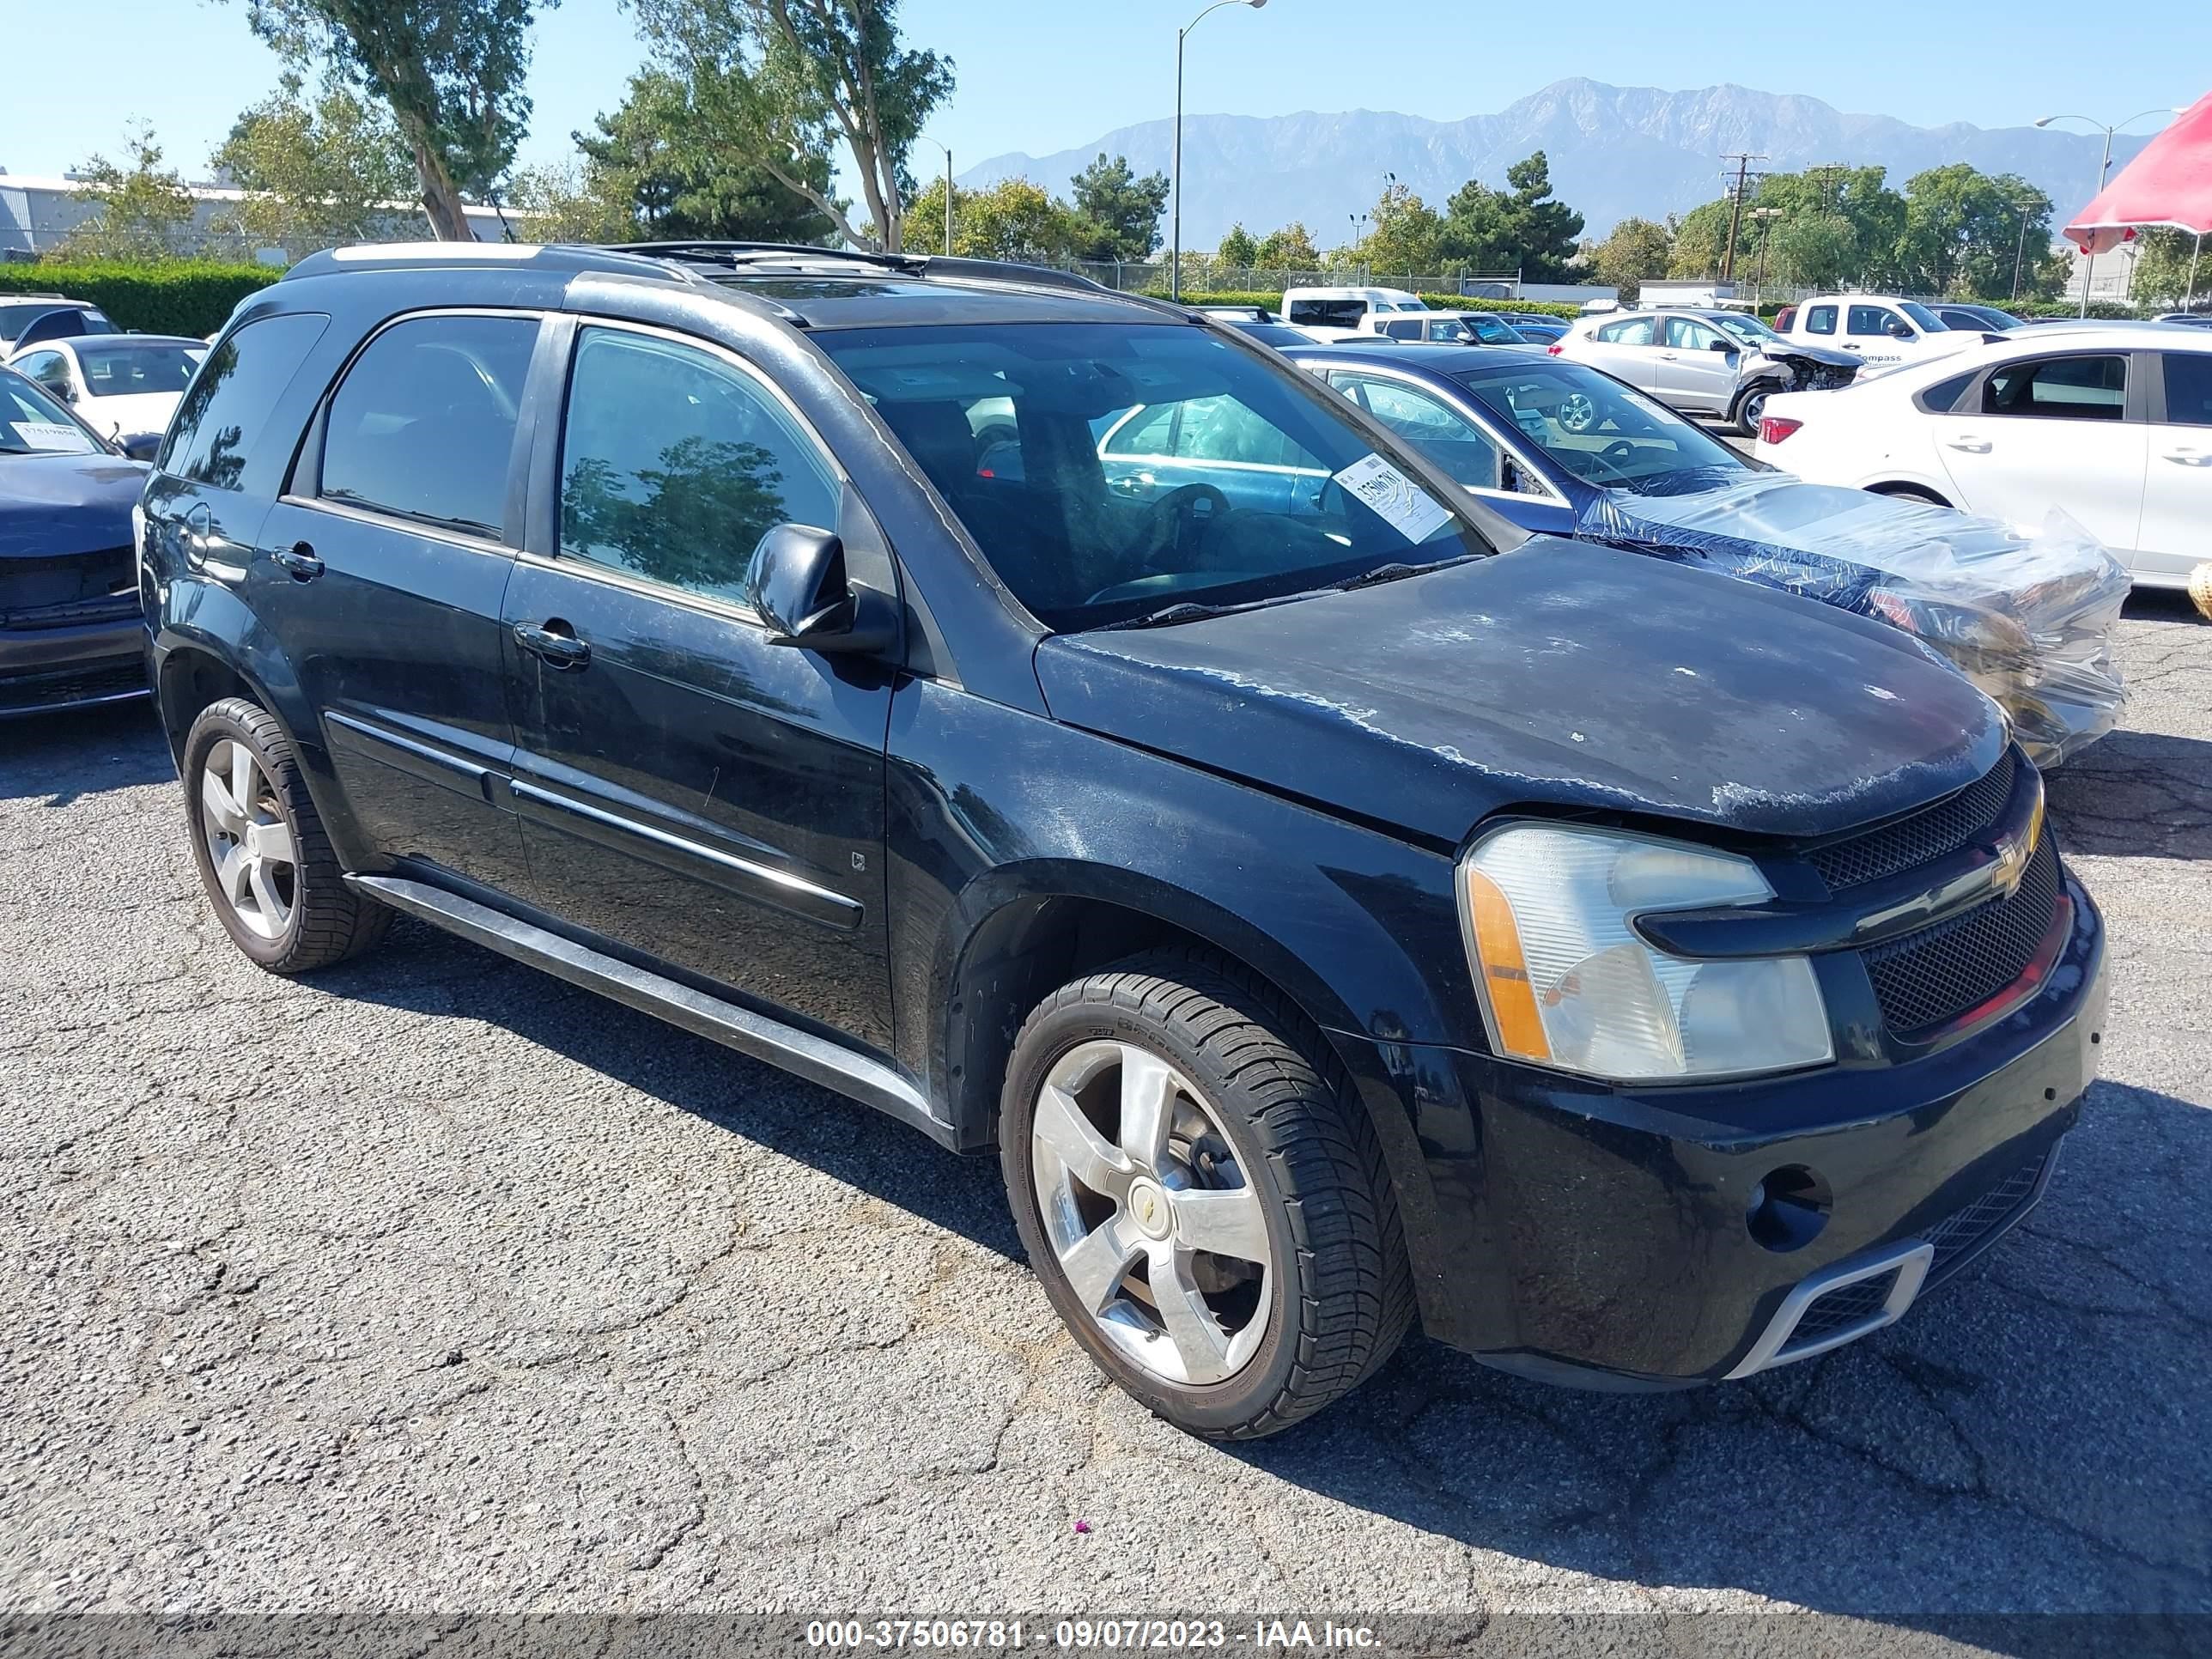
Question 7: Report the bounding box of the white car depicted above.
[6,334,207,449]
[1756,323,2211,590]
[1773,295,1987,372]
[1281,286,1427,339]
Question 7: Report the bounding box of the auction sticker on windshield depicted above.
[1334,453,1452,544]
[7,421,96,453]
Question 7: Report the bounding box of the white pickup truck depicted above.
[1772,295,1989,372]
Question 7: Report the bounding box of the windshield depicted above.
[1900,301,1948,331]
[816,321,1493,630]
[76,342,204,396]
[1450,360,1748,493]
[1711,313,1782,344]
[0,370,102,455]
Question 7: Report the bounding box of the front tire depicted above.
[1733,383,1776,436]
[183,697,389,974]
[1000,950,1413,1438]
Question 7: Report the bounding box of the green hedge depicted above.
[1143,287,1585,319]
[0,263,282,338]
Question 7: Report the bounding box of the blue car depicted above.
[1280,340,2127,766]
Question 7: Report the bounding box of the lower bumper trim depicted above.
[1725,1240,1934,1378]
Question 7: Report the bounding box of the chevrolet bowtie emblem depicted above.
[1986,772,2046,896]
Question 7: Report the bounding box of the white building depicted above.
[0,169,517,262]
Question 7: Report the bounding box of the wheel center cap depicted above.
[1127,1177,1173,1241]
[242,824,259,856]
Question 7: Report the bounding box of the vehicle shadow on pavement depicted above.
[2046,730,2212,863]
[0,700,171,805]
[325,919,2211,1628]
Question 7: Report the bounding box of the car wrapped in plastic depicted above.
[1576,474,2128,767]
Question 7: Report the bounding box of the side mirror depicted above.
[1709,338,1735,351]
[119,432,161,462]
[1888,321,1914,339]
[743,523,893,655]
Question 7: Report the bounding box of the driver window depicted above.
[320,313,538,535]
[558,325,840,605]
[1847,305,1903,337]
[1333,374,1501,490]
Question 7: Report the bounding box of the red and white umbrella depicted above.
[2063,89,2212,254]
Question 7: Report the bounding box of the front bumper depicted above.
[1335,868,2106,1387]
[0,617,149,717]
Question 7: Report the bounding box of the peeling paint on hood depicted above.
[0,452,148,562]
[1035,538,2006,845]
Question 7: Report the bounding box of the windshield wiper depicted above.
[1331,552,1477,592]
[1101,599,1252,630]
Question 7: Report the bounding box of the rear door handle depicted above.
[1945,436,1992,453]
[2160,448,2211,465]
[514,621,591,669]
[270,541,324,581]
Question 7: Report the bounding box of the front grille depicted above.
[1921,1148,2051,1285]
[0,547,138,631]
[1784,1272,1899,1351]
[1863,832,2061,1036]
[1810,749,2018,890]
[0,656,148,714]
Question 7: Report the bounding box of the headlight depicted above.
[1459,823,1832,1083]
[1864,587,2035,691]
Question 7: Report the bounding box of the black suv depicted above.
[137,243,2106,1438]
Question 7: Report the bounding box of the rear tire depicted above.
[1000,948,1413,1438]
[183,697,389,974]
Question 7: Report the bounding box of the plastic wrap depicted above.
[1575,476,2130,767]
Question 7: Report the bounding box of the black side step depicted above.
[347,874,952,1147]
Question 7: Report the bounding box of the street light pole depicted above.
[1171,0,1267,301]
[2036,108,2180,317]
[921,138,953,255]
[2011,203,2032,301]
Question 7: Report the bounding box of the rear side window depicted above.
[161,312,331,491]
[2160,352,2212,427]
[1805,306,1837,336]
[557,325,839,608]
[1984,355,2127,422]
[320,313,538,536]
[1916,369,1978,413]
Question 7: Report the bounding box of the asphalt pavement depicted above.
[2,595,2208,1642]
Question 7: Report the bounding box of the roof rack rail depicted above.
[283,242,704,285]
[605,240,1128,301]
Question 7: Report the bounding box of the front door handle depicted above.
[270,541,324,581]
[1945,436,1992,453]
[514,620,591,669]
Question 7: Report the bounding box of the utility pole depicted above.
[1717,152,1766,283]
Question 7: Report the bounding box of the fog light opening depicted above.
[1747,1164,1832,1252]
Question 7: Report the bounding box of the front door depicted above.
[2137,349,2212,582]
[249,308,542,894]
[501,320,897,1051]
[1930,349,2147,556]
[1654,316,1740,414]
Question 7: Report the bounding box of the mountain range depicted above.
[960,78,2152,252]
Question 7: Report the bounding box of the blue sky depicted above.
[2,0,2203,185]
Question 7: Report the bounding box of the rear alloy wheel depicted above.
[183,697,389,973]
[1001,951,1413,1438]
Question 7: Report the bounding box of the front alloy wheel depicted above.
[1001,951,1413,1439]
[1030,1039,1273,1385]
[1556,391,1598,433]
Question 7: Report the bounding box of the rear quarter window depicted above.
[161,312,331,491]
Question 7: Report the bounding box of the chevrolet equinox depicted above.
[137,243,2106,1438]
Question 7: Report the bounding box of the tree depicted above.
[902,177,1077,262]
[1252,222,1319,269]
[569,68,835,243]
[1215,222,1257,268]
[502,161,634,241]
[231,0,555,240]
[631,0,951,252]
[58,125,200,260]
[1439,152,1583,281]
[1899,165,2052,297]
[1589,216,1672,301]
[211,74,417,255]
[2129,228,2208,309]
[1066,153,1169,262]
[1364,181,1446,277]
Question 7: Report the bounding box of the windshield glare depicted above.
[0,371,100,455]
[817,321,1492,630]
[1900,301,1948,331]
[77,343,204,395]
[1451,362,1747,492]
[1711,313,1780,343]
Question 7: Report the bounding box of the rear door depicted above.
[1654,315,1738,413]
[1929,349,2148,555]
[2136,349,2212,582]
[1577,316,1659,391]
[500,319,898,1050]
[246,308,542,894]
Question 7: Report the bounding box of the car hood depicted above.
[78,391,181,441]
[1034,537,2004,847]
[1759,340,1859,369]
[0,450,149,560]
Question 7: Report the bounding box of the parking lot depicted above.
[1,593,2208,1632]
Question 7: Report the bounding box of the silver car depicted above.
[1558,307,1859,434]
